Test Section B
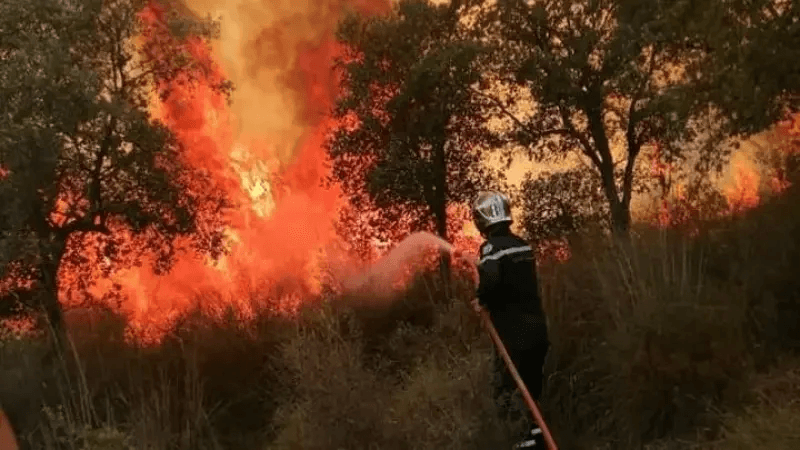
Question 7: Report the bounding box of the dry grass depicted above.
[539,230,755,448]
[1,184,799,449]
[704,359,800,450]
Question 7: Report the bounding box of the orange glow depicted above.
[42,0,483,342]
[719,114,799,215]
[648,142,676,228]
[725,159,761,214]
[448,203,482,253]
[536,240,571,264]
[19,1,798,343]
[56,0,400,342]
[767,113,800,193]
[644,142,702,230]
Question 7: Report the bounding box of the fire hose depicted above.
[475,305,559,450]
[0,407,19,450]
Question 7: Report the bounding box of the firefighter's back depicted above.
[480,232,548,350]
[481,232,544,316]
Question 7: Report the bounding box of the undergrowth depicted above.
[1,183,799,449]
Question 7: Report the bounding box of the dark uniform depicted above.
[477,224,550,441]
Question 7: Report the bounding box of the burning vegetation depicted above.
[1,0,800,449]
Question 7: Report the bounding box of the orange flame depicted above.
[767,113,800,193]
[56,0,398,341]
[725,158,761,214]
[723,113,800,215]
[52,0,488,341]
[644,113,800,230]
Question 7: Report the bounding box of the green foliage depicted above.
[328,0,503,244]
[330,0,796,243]
[697,0,800,134]
[539,183,800,446]
[0,0,232,328]
[519,168,610,242]
[470,0,795,235]
[472,0,707,233]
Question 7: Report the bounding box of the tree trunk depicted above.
[36,239,68,352]
[584,94,633,237]
[609,199,631,237]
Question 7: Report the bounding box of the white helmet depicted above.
[472,191,512,234]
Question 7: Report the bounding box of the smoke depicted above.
[181,0,389,162]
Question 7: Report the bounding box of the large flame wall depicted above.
[80,0,392,338]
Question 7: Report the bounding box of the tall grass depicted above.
[540,230,753,448]
[1,184,799,449]
[713,360,800,450]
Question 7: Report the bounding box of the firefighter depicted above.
[470,191,550,449]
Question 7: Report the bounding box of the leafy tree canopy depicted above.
[328,0,504,251]
[0,0,232,333]
[519,168,610,242]
[698,0,799,133]
[470,0,798,236]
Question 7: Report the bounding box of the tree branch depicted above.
[468,85,571,142]
[90,116,117,217]
[468,85,526,128]
[59,219,112,237]
[622,47,657,206]
[621,150,640,208]
[558,104,602,169]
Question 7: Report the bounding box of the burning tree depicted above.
[0,0,232,343]
[470,0,798,236]
[327,0,502,249]
[753,115,800,195]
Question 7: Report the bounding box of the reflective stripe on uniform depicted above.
[479,245,532,265]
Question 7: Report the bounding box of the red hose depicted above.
[0,407,19,450]
[477,308,558,450]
